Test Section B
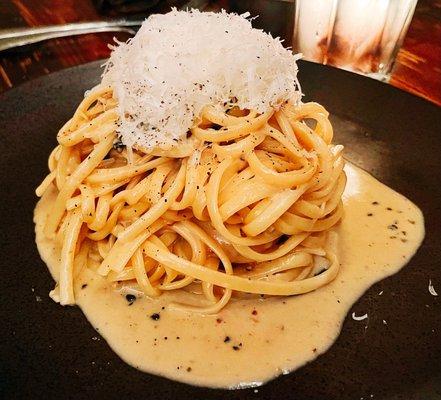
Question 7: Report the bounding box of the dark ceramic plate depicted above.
[0,60,440,400]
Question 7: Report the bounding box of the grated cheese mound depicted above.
[102,8,302,150]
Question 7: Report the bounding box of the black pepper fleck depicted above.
[125,294,136,304]
[150,313,160,321]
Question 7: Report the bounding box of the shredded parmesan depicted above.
[352,312,368,321]
[102,9,302,150]
[429,279,438,296]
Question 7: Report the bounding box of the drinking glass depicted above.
[292,0,417,80]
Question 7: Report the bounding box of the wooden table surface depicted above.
[0,0,440,106]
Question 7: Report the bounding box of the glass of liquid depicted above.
[292,0,417,80]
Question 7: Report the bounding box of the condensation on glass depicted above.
[292,0,417,80]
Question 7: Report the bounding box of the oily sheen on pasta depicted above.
[36,84,346,313]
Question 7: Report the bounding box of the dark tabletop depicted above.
[0,0,440,106]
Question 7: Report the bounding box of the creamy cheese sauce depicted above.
[34,163,424,388]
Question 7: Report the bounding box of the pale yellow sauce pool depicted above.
[34,163,424,388]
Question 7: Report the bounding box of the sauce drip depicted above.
[34,163,424,388]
